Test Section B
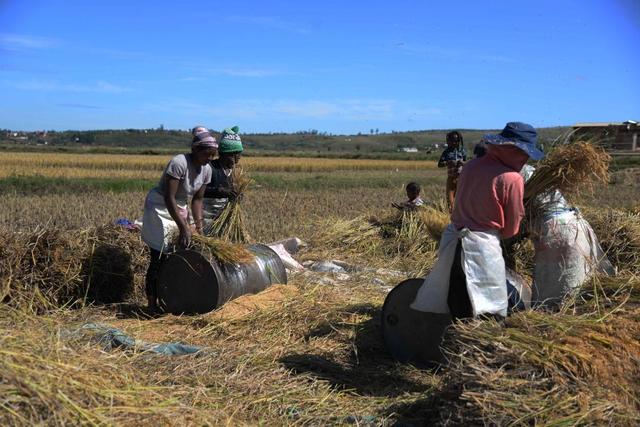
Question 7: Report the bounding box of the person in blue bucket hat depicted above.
[482,122,544,161]
[411,122,543,321]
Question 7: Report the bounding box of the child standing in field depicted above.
[392,182,424,210]
[438,131,467,212]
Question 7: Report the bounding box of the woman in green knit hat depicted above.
[202,126,244,225]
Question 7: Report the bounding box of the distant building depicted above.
[399,147,418,153]
[572,120,639,151]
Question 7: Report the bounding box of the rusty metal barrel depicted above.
[381,278,452,367]
[157,244,287,315]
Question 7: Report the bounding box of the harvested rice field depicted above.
[1,150,639,425]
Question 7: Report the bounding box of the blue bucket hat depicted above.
[482,122,544,160]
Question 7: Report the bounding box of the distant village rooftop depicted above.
[573,120,638,128]
[572,120,639,151]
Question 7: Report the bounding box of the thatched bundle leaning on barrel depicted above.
[383,122,542,366]
[140,128,217,312]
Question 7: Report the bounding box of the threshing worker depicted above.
[411,122,543,320]
[141,129,217,311]
[438,131,467,212]
[202,126,244,228]
[519,165,615,308]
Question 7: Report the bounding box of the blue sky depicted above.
[0,0,638,134]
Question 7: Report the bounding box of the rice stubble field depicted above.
[1,150,639,425]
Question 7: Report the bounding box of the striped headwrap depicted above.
[192,125,208,136]
[192,130,218,149]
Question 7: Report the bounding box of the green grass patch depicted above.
[252,171,445,190]
[0,175,155,194]
[1,171,447,195]
[610,153,640,171]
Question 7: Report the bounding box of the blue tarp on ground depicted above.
[79,323,203,356]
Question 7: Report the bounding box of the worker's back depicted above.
[452,147,525,239]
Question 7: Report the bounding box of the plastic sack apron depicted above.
[141,188,188,252]
[410,223,508,317]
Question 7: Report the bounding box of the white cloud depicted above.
[145,98,441,121]
[0,33,59,51]
[8,79,130,93]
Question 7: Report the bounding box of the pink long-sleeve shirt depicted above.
[451,145,528,239]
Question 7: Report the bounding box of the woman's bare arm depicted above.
[164,176,191,247]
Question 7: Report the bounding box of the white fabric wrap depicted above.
[410,223,508,317]
[141,188,188,251]
[532,210,615,305]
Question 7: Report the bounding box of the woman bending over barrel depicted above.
[141,128,217,311]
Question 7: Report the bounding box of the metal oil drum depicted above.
[157,244,287,315]
[381,278,452,367]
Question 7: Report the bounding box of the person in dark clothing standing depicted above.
[438,131,467,212]
[203,126,244,228]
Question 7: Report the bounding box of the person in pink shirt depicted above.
[411,122,543,320]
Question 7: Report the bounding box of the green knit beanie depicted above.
[219,126,243,153]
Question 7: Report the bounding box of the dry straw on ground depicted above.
[311,204,449,274]
[582,207,640,274]
[0,217,639,424]
[435,275,640,425]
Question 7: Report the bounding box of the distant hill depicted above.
[0,127,571,158]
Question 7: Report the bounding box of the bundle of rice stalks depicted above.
[502,237,536,274]
[0,227,84,311]
[190,234,255,265]
[414,207,450,243]
[524,141,610,203]
[0,224,146,313]
[205,167,252,243]
[582,207,640,274]
[82,224,148,304]
[309,206,447,275]
[374,206,449,246]
[435,298,640,425]
[313,217,383,257]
